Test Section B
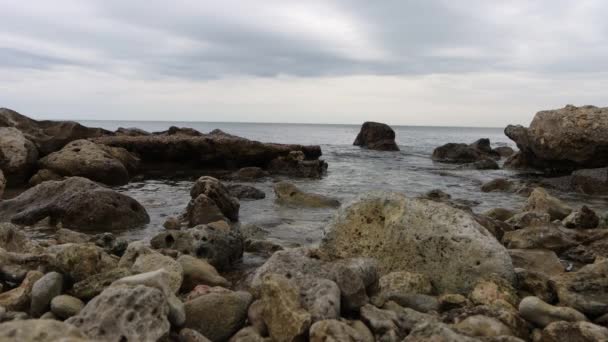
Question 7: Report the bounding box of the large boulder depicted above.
[0,177,149,230]
[186,176,239,225]
[67,285,171,341]
[0,107,111,155]
[505,105,608,172]
[38,139,139,186]
[353,122,399,151]
[0,127,38,184]
[319,192,515,294]
[432,138,499,164]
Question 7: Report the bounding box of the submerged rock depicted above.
[273,181,340,208]
[320,192,515,294]
[0,177,149,230]
[190,177,240,222]
[38,139,139,186]
[353,121,399,151]
[432,138,499,164]
[505,105,608,172]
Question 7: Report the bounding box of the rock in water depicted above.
[0,177,149,230]
[67,285,171,341]
[353,122,399,151]
[38,139,139,186]
[319,192,515,294]
[273,181,340,208]
[432,138,499,164]
[0,127,39,184]
[505,105,608,172]
[187,176,240,224]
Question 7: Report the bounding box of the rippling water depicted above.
[79,121,608,246]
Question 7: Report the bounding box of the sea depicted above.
[77,121,608,248]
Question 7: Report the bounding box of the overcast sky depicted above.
[1,1,607,126]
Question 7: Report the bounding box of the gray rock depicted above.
[50,294,84,319]
[190,176,240,222]
[131,252,183,294]
[226,184,266,200]
[525,187,572,220]
[519,296,587,328]
[0,319,86,341]
[320,192,515,294]
[52,243,118,282]
[67,285,171,341]
[0,127,38,184]
[30,271,64,317]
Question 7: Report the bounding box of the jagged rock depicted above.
[131,252,183,294]
[38,139,139,186]
[563,206,600,229]
[320,192,514,294]
[273,181,340,208]
[70,268,132,300]
[505,105,608,172]
[0,271,43,311]
[0,319,86,341]
[50,295,84,319]
[0,177,150,230]
[481,179,515,193]
[0,127,39,184]
[30,271,64,317]
[178,255,230,291]
[150,224,243,270]
[553,259,608,317]
[184,289,252,341]
[309,319,366,342]
[519,296,587,328]
[226,184,266,200]
[67,285,171,341]
[260,274,311,342]
[190,177,239,222]
[541,321,608,342]
[53,244,118,282]
[353,122,399,151]
[525,187,572,220]
[180,328,213,342]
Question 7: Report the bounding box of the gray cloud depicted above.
[2,0,607,79]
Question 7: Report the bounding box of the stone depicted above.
[151,224,244,270]
[541,321,608,342]
[0,223,41,253]
[519,296,587,328]
[229,327,269,342]
[320,192,515,294]
[28,169,63,186]
[353,121,399,151]
[53,244,118,282]
[0,177,150,230]
[494,146,515,158]
[0,169,5,198]
[432,138,499,164]
[563,206,600,229]
[514,268,556,303]
[505,105,608,172]
[309,319,366,342]
[0,319,86,341]
[226,184,266,200]
[261,274,311,342]
[503,225,578,252]
[190,176,240,221]
[70,267,132,300]
[376,271,433,298]
[442,304,529,340]
[229,167,269,181]
[553,259,608,317]
[273,181,340,208]
[482,179,515,193]
[38,139,138,186]
[438,294,471,312]
[453,314,514,337]
[244,239,284,255]
[184,289,252,341]
[30,271,64,317]
[185,194,228,226]
[360,303,438,341]
[0,271,43,311]
[178,255,230,291]
[267,151,328,178]
[131,252,184,293]
[300,277,341,322]
[506,211,551,229]
[67,285,170,341]
[508,249,564,276]
[164,216,181,230]
[484,208,517,222]
[0,127,38,184]
[180,328,212,342]
[55,228,89,244]
[525,187,572,220]
[90,232,128,257]
[469,276,519,309]
[247,300,267,336]
[50,295,84,319]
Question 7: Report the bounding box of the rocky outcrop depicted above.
[505,105,608,172]
[273,181,340,208]
[93,131,324,177]
[0,108,111,155]
[67,285,171,341]
[37,139,139,186]
[353,122,399,151]
[432,138,500,164]
[0,177,149,230]
[267,151,328,178]
[319,192,515,294]
[0,127,39,184]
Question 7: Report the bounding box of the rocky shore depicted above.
[1,107,608,341]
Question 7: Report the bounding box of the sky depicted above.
[0,1,607,127]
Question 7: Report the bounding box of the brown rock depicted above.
[353,122,399,151]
